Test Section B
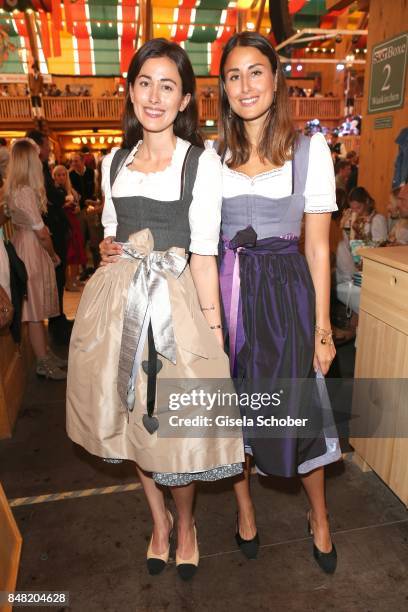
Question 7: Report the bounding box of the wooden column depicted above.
[24,10,40,65]
[358,0,408,214]
[332,12,349,100]
[237,10,245,33]
[141,0,153,45]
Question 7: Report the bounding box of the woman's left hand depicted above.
[211,327,224,348]
[313,336,336,376]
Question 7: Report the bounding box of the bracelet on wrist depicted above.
[201,304,215,312]
[315,324,333,345]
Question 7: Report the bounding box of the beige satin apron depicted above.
[66,229,244,474]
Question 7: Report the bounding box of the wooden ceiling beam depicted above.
[325,0,357,10]
[326,0,370,10]
[357,0,370,10]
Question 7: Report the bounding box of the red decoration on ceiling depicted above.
[31,0,52,11]
[38,9,51,58]
[217,8,236,44]
[288,0,307,15]
[50,0,62,55]
[120,0,138,74]
[63,0,74,34]
[71,0,92,75]
[172,0,197,42]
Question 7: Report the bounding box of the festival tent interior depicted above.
[0,0,368,77]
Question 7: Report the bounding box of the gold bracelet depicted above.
[201,304,215,312]
[315,324,333,345]
[315,324,332,335]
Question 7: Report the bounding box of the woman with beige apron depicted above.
[66,39,244,581]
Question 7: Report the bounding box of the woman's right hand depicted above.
[52,254,61,268]
[100,236,122,266]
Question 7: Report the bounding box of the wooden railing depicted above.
[42,96,124,123]
[95,96,125,119]
[353,97,364,115]
[0,95,355,126]
[200,96,344,122]
[289,97,343,119]
[199,96,218,122]
[0,97,32,123]
[341,135,360,153]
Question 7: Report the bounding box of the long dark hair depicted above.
[122,38,203,149]
[349,186,376,215]
[219,31,295,168]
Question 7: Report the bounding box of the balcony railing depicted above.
[200,96,344,122]
[0,95,355,127]
[199,96,218,122]
[289,97,343,120]
[42,96,124,123]
[0,97,32,123]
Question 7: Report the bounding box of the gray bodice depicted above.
[109,145,203,250]
[221,135,311,240]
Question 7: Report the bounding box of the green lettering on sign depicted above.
[368,32,408,114]
[374,116,393,129]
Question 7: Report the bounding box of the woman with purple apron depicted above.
[218,32,341,573]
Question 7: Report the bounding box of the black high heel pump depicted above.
[307,510,337,574]
[235,513,259,560]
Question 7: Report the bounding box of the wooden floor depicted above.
[63,287,83,321]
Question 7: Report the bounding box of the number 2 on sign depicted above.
[381,64,391,91]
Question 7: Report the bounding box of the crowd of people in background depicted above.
[0,81,93,98]
[0,134,104,380]
[0,125,407,378]
[0,83,28,97]
[288,86,338,98]
[42,84,92,97]
[325,131,408,341]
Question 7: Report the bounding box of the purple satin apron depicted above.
[219,136,341,477]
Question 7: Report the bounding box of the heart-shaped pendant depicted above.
[142,359,163,376]
[142,414,159,434]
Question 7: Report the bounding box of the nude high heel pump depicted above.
[176,523,199,581]
[146,510,174,575]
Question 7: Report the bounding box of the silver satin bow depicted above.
[117,244,187,415]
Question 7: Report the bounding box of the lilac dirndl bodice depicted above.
[219,135,341,477]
